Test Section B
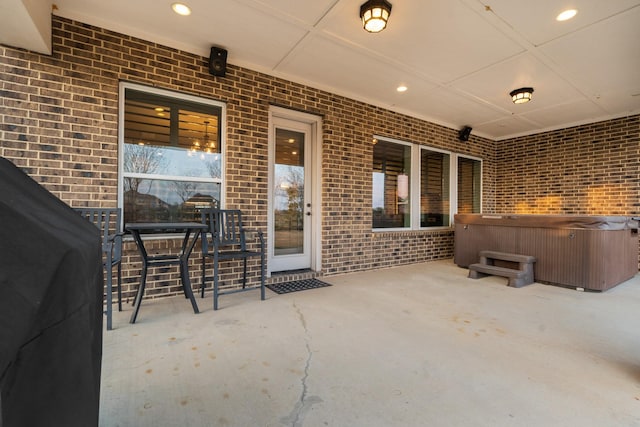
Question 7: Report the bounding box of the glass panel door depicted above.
[274,128,305,256]
[269,117,312,272]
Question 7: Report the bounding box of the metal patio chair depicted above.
[200,208,266,310]
[75,208,123,330]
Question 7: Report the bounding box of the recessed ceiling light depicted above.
[556,9,577,21]
[397,85,408,92]
[172,3,191,16]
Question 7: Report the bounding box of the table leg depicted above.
[180,259,200,314]
[129,262,147,324]
[126,225,204,323]
[179,228,200,314]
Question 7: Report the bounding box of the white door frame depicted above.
[267,106,322,276]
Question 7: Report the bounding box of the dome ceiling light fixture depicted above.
[360,0,392,33]
[510,87,534,104]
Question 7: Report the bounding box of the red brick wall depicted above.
[1,17,496,302]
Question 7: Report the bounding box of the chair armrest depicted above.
[104,231,124,263]
[200,229,215,256]
[106,231,125,242]
[242,228,264,242]
[243,229,265,253]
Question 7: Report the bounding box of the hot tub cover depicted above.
[455,213,638,230]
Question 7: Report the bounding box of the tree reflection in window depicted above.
[121,85,223,227]
[274,128,305,255]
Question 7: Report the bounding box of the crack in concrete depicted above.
[281,302,322,427]
[292,340,313,427]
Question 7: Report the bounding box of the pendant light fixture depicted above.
[189,120,215,156]
[510,87,534,104]
[202,120,214,153]
[360,0,393,33]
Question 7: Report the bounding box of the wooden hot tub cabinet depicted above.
[454,214,639,291]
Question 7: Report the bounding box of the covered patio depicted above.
[1,3,639,425]
[100,260,640,427]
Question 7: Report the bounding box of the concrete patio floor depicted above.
[99,259,640,427]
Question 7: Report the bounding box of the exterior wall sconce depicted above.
[360,0,392,33]
[510,87,534,104]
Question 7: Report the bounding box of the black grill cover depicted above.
[0,157,103,427]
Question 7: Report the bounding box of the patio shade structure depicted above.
[0,157,103,427]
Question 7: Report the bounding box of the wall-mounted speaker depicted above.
[458,126,472,142]
[208,46,227,77]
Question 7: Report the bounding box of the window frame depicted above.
[372,135,482,232]
[417,145,452,229]
[118,82,227,233]
[453,153,483,216]
[372,136,413,231]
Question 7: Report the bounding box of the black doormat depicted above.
[267,278,332,295]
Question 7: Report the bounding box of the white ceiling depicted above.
[3,0,640,140]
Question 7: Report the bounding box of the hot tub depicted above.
[454,214,638,291]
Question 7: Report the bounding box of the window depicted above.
[372,139,411,229]
[119,83,224,226]
[420,149,450,227]
[372,137,482,230]
[457,156,481,213]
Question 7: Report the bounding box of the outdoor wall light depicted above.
[510,87,534,104]
[360,0,392,33]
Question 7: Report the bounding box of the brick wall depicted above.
[1,17,495,303]
[496,116,640,267]
[495,116,640,215]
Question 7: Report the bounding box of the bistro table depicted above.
[125,222,208,324]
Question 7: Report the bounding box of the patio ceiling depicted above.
[3,0,640,140]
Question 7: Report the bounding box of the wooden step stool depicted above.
[468,250,536,288]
